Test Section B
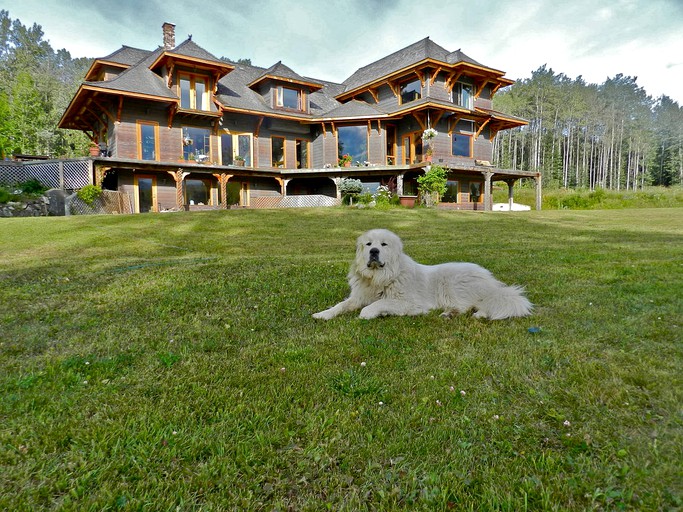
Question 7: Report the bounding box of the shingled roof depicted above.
[99,46,152,66]
[84,47,177,100]
[341,37,486,93]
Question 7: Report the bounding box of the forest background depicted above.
[1,10,681,190]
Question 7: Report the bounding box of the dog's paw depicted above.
[358,308,378,320]
[312,310,332,320]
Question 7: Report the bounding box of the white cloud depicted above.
[2,0,682,102]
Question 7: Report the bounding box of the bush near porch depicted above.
[1,208,681,510]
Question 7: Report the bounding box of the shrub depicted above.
[0,187,10,203]
[417,165,448,198]
[77,184,103,206]
[20,178,47,195]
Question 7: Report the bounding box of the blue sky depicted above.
[2,0,682,103]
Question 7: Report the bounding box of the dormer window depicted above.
[400,79,421,104]
[276,86,303,111]
[179,74,209,111]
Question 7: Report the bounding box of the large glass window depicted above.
[443,180,459,202]
[452,133,472,157]
[272,137,285,167]
[453,82,473,109]
[185,178,212,205]
[277,86,302,110]
[295,139,309,169]
[221,133,233,165]
[237,134,252,166]
[179,75,209,111]
[400,79,421,104]
[138,122,158,161]
[183,126,211,162]
[338,125,367,164]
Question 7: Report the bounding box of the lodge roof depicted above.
[341,37,485,92]
[61,33,524,131]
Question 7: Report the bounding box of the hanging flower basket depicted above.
[183,137,193,146]
[422,128,438,141]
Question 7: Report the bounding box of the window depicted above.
[295,139,309,168]
[443,180,459,203]
[137,121,158,161]
[338,125,367,164]
[183,126,211,161]
[272,137,285,167]
[386,125,397,165]
[452,132,472,157]
[185,178,212,205]
[179,74,209,111]
[400,79,421,104]
[221,132,253,167]
[453,81,473,109]
[276,86,302,110]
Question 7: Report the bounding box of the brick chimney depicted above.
[162,22,176,50]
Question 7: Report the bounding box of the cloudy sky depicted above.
[3,0,682,103]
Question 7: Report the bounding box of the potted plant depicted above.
[234,155,245,166]
[88,143,100,157]
[422,128,437,162]
[338,154,352,167]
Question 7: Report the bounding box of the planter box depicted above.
[399,195,417,208]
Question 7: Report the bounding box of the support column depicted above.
[535,173,542,210]
[483,170,493,211]
[213,173,233,209]
[334,177,343,200]
[168,169,189,211]
[505,179,516,212]
[396,173,404,196]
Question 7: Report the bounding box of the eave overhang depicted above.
[247,74,324,91]
[337,58,514,102]
[150,51,234,77]
[59,83,179,131]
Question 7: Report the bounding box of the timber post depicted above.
[504,179,516,211]
[483,170,494,211]
[168,169,189,211]
[213,173,233,209]
[535,173,542,210]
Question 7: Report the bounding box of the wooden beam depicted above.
[415,69,425,87]
[91,98,116,124]
[367,120,371,137]
[376,119,382,135]
[167,104,176,129]
[445,71,463,92]
[475,118,491,139]
[117,96,124,123]
[320,122,326,138]
[431,110,445,128]
[167,59,175,88]
[387,80,399,97]
[448,115,463,135]
[429,66,442,86]
[254,116,264,138]
[412,112,426,131]
[475,80,491,99]
[368,88,379,103]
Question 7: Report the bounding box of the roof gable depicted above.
[248,60,323,90]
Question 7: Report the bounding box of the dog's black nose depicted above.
[369,247,380,257]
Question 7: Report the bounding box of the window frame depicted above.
[219,131,254,166]
[182,126,212,162]
[179,73,210,111]
[271,136,286,168]
[275,85,304,112]
[295,139,309,169]
[399,78,422,105]
[452,81,474,110]
[452,131,473,158]
[337,125,368,165]
[137,120,159,161]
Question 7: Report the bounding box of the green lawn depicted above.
[1,207,681,511]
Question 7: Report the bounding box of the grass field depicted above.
[1,207,682,511]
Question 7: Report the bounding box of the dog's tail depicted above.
[475,284,533,320]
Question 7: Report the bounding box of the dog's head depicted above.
[352,229,403,280]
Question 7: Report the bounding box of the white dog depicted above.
[313,229,532,320]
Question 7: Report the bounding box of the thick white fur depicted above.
[313,229,532,320]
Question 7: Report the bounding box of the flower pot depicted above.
[234,160,245,167]
[89,146,100,157]
[399,195,417,208]
[344,162,351,167]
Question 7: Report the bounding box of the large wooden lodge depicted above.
[57,23,540,212]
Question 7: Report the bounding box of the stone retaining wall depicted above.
[0,197,50,217]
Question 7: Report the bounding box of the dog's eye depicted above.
[381,243,388,247]
[366,242,372,246]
